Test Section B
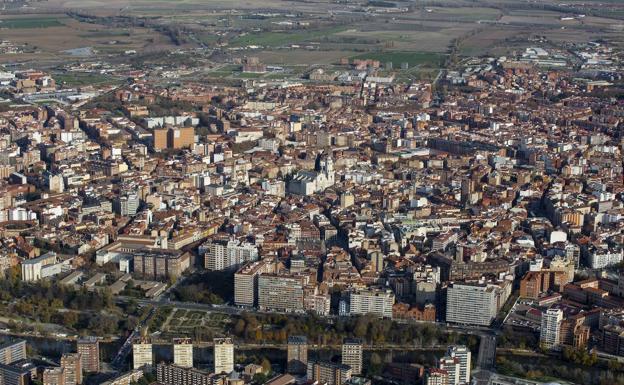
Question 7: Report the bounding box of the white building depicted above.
[287,155,335,196]
[348,287,395,319]
[540,308,563,350]
[21,252,63,282]
[202,239,259,271]
[587,248,623,269]
[446,283,500,326]
[438,356,461,385]
[445,345,471,385]
[173,338,193,368]
[214,338,234,374]
[132,342,153,369]
[341,339,363,375]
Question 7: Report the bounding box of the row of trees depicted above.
[230,312,466,348]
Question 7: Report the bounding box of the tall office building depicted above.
[446,283,499,326]
[0,340,27,365]
[77,337,100,373]
[173,338,193,368]
[341,339,363,376]
[446,346,471,385]
[213,338,234,374]
[540,308,564,350]
[306,361,352,385]
[287,336,308,375]
[60,353,82,385]
[133,341,153,369]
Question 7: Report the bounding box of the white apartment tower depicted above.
[447,345,471,385]
[173,338,193,368]
[214,338,234,374]
[132,341,153,369]
[341,339,363,375]
[540,308,563,350]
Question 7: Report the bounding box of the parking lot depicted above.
[503,299,542,332]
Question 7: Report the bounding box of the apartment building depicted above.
[0,340,26,365]
[202,239,259,271]
[540,308,563,350]
[173,338,193,368]
[213,338,234,374]
[132,341,153,369]
[445,346,471,385]
[348,287,395,319]
[341,339,363,375]
[60,353,82,385]
[43,367,65,385]
[156,363,226,385]
[258,274,305,313]
[286,336,308,375]
[133,249,191,280]
[306,361,352,385]
[153,126,195,150]
[446,283,501,326]
[77,337,99,373]
[234,259,275,307]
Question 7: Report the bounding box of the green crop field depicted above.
[0,17,64,29]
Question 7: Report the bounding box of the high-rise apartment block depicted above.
[348,287,395,319]
[446,283,502,326]
[234,259,275,307]
[202,239,259,271]
[445,346,471,385]
[341,339,363,376]
[540,308,564,350]
[173,338,193,368]
[287,336,308,375]
[77,337,99,373]
[258,274,305,313]
[153,127,195,150]
[213,338,234,374]
[0,340,26,365]
[60,353,82,385]
[43,367,65,385]
[133,341,153,369]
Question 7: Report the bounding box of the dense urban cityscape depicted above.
[0,0,623,385]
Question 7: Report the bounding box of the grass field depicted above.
[53,72,122,87]
[0,17,64,29]
[352,51,445,67]
[230,26,347,47]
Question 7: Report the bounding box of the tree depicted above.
[62,311,79,329]
[260,357,272,374]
